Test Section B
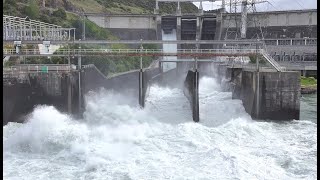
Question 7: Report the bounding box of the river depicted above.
[3,76,317,179]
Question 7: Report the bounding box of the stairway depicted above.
[261,49,285,72]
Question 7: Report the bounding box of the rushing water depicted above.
[3,31,317,179]
[162,30,177,72]
[300,94,317,124]
[3,76,317,179]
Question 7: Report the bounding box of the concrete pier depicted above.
[228,68,300,120]
[156,15,162,40]
[183,70,199,122]
[3,72,80,125]
[176,16,181,49]
[139,70,145,107]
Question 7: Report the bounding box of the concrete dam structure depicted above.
[86,9,317,56]
[3,7,309,124]
[3,64,161,125]
[3,57,302,124]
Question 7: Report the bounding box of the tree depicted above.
[24,0,40,19]
[52,8,67,20]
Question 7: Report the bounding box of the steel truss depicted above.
[3,15,76,41]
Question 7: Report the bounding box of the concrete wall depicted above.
[3,72,79,125]
[87,9,317,41]
[3,64,163,125]
[108,29,157,40]
[258,71,300,120]
[87,15,157,29]
[87,15,157,40]
[230,68,301,120]
[82,65,161,106]
[222,9,317,28]
[221,9,317,39]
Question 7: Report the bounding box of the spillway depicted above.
[3,32,317,179]
[162,29,177,72]
[3,75,317,179]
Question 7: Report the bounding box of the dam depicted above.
[2,0,317,179]
[4,3,316,124]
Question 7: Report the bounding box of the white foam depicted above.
[3,76,317,179]
[162,30,177,72]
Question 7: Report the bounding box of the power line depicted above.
[293,0,305,9]
[267,0,280,11]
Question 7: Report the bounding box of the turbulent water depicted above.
[3,76,317,179]
[162,30,177,72]
[3,31,317,179]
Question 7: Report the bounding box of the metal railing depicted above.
[263,38,317,46]
[3,48,264,57]
[3,64,74,75]
[260,50,285,72]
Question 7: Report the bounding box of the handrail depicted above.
[260,49,284,72]
[3,48,264,55]
[3,64,72,74]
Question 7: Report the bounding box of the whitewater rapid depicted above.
[162,29,177,72]
[3,76,317,179]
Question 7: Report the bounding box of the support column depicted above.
[154,0,159,14]
[196,17,202,42]
[156,15,162,40]
[68,75,72,114]
[78,55,82,116]
[194,69,199,122]
[177,16,181,49]
[183,70,199,122]
[177,2,181,15]
[138,69,144,107]
[255,71,260,119]
[199,1,203,14]
[240,1,248,39]
[139,50,145,108]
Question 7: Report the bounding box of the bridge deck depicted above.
[4,48,263,57]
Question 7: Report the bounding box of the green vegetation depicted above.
[95,0,197,14]
[249,55,266,64]
[3,0,196,75]
[24,0,40,19]
[3,0,197,15]
[300,76,317,88]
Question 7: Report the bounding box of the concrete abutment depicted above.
[227,67,300,120]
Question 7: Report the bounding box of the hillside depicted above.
[3,0,197,75]
[3,0,198,16]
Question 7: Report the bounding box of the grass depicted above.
[106,3,148,14]
[301,76,317,88]
[66,0,105,13]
